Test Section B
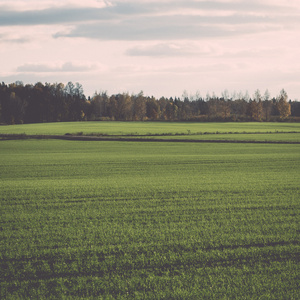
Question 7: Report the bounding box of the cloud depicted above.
[126,43,194,57]
[125,43,213,57]
[0,0,299,100]
[0,1,298,43]
[0,0,110,11]
[0,32,31,44]
[4,37,30,43]
[1,1,299,28]
[16,62,97,73]
[51,1,299,41]
[0,8,109,26]
[53,15,282,41]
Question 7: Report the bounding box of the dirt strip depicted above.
[1,134,300,144]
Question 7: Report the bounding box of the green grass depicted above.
[1,121,300,136]
[0,122,300,143]
[0,139,299,299]
[1,121,300,143]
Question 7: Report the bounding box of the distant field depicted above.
[1,121,300,135]
[1,121,300,143]
[1,139,299,299]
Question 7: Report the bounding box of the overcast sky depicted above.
[0,0,299,100]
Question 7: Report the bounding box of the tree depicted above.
[220,100,231,119]
[92,91,108,119]
[8,92,26,124]
[165,101,178,120]
[248,100,263,121]
[263,89,270,101]
[221,89,230,101]
[146,97,160,120]
[291,101,300,117]
[276,89,291,119]
[0,82,297,123]
[133,91,146,120]
[158,97,168,120]
[74,82,85,100]
[116,93,132,120]
[231,99,247,120]
[65,81,75,97]
[207,96,218,119]
[50,83,67,122]
[248,90,263,121]
[108,95,118,120]
[182,90,189,102]
[181,98,191,120]
[262,89,272,121]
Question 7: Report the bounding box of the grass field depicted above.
[1,132,299,298]
[1,121,300,143]
[1,121,300,135]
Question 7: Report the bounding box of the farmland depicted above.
[1,121,300,136]
[0,122,300,299]
[1,121,300,143]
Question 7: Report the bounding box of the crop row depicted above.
[0,139,299,298]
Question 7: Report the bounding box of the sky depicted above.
[0,0,299,100]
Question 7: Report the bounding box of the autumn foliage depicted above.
[0,82,298,124]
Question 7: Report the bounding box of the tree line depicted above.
[0,81,299,124]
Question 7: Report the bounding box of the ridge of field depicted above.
[0,139,299,299]
[133,133,300,142]
[1,121,300,136]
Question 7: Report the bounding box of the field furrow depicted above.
[0,130,299,299]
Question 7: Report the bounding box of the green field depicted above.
[0,123,300,299]
[0,122,300,143]
[1,121,300,143]
[1,121,300,135]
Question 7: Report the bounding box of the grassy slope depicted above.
[1,139,299,299]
